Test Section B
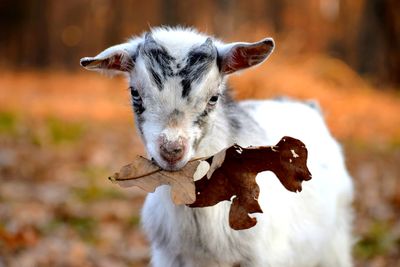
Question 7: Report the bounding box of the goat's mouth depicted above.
[151,156,189,171]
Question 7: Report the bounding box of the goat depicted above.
[81,27,353,267]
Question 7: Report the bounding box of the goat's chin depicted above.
[153,157,189,171]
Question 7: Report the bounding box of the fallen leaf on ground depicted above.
[109,136,311,230]
[0,226,39,251]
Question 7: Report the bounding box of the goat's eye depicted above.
[208,95,219,106]
[130,86,145,114]
[130,86,142,102]
[130,86,140,99]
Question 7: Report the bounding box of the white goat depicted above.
[81,27,353,267]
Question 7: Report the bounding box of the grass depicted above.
[73,184,124,203]
[72,165,125,202]
[128,215,141,227]
[0,112,87,147]
[41,216,98,243]
[46,117,86,145]
[67,216,97,242]
[0,111,17,135]
[354,221,397,259]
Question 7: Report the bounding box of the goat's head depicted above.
[80,28,274,170]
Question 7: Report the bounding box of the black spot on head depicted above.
[149,68,163,90]
[147,47,175,78]
[142,33,176,90]
[187,51,211,65]
[181,78,191,97]
[178,38,217,98]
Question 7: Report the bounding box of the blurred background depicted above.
[0,0,399,266]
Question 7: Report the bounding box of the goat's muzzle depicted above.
[158,135,188,167]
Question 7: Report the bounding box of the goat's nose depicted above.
[159,136,187,164]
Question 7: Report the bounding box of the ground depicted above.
[0,55,399,266]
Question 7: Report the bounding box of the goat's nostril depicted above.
[159,138,187,164]
[161,144,184,156]
[173,148,182,154]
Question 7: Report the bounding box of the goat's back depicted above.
[238,99,354,267]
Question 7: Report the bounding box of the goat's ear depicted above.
[80,43,136,74]
[218,38,274,74]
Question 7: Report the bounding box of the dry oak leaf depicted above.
[109,156,206,205]
[109,136,312,230]
[189,136,312,230]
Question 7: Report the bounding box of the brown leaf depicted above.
[0,226,39,251]
[109,136,311,230]
[109,156,201,205]
[189,136,312,230]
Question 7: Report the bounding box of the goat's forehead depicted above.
[150,28,212,57]
[132,31,219,99]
